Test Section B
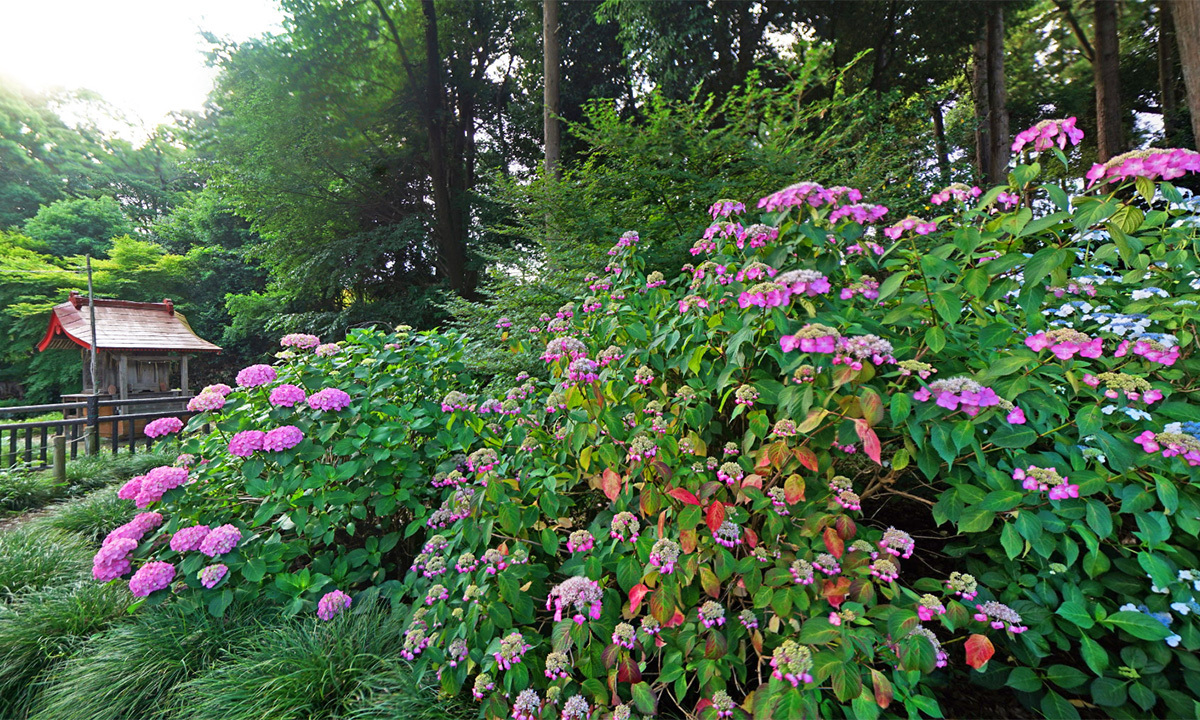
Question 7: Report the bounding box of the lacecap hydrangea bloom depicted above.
[546,576,603,623]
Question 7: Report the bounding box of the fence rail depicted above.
[0,396,198,471]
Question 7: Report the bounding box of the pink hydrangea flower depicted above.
[169,525,212,553]
[117,475,145,501]
[280,333,320,349]
[134,467,189,508]
[102,512,163,547]
[144,417,183,438]
[202,383,233,396]
[228,430,266,457]
[236,364,277,388]
[883,215,937,240]
[92,538,138,581]
[1086,147,1200,186]
[307,387,352,411]
[129,561,175,597]
[1114,339,1180,366]
[546,576,603,624]
[1007,406,1027,424]
[1025,329,1103,360]
[269,384,307,407]
[318,589,352,620]
[315,343,340,357]
[188,392,225,412]
[262,425,303,451]
[199,563,229,588]
[1011,117,1084,154]
[198,524,242,557]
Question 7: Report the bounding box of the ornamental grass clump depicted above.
[90,118,1200,719]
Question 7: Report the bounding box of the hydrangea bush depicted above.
[95,127,1200,719]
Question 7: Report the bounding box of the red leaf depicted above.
[629,584,649,614]
[835,515,856,540]
[743,526,758,549]
[741,474,763,491]
[824,526,845,559]
[602,468,622,501]
[700,567,721,598]
[657,511,666,539]
[823,577,851,608]
[666,608,686,628]
[795,446,819,472]
[860,388,885,426]
[965,634,995,670]
[854,419,882,465]
[784,474,805,503]
[667,487,701,505]
[695,699,714,712]
[870,669,893,709]
[705,501,726,533]
[617,656,641,683]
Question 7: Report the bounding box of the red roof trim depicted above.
[36,312,90,351]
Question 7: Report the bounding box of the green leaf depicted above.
[1085,500,1112,537]
[931,292,961,325]
[828,661,863,702]
[1076,405,1103,437]
[925,326,946,353]
[990,426,1037,449]
[1023,247,1066,288]
[1006,667,1041,692]
[1110,204,1145,234]
[1138,552,1173,590]
[979,355,1031,381]
[877,272,909,302]
[241,558,267,583]
[890,393,911,426]
[1079,633,1109,676]
[1104,611,1173,641]
[957,507,995,533]
[1090,677,1127,707]
[1045,664,1090,689]
[1040,690,1081,720]
[631,682,656,715]
[1000,523,1023,559]
[1056,600,1094,629]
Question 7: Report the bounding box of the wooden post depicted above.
[52,435,66,483]
[180,355,189,394]
[118,354,128,401]
[85,393,100,456]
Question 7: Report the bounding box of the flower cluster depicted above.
[169,524,211,552]
[187,391,226,412]
[883,215,937,239]
[1115,338,1180,366]
[1011,117,1084,153]
[1014,465,1079,500]
[699,601,726,628]
[235,364,277,388]
[609,512,640,542]
[567,530,594,554]
[973,601,1028,633]
[198,524,242,557]
[547,576,603,624]
[877,527,915,559]
[790,558,814,585]
[129,561,175,597]
[712,520,742,548]
[1135,430,1200,466]
[1025,328,1103,360]
[757,181,861,212]
[914,376,1000,415]
[308,387,351,411]
[143,416,183,438]
[280,333,320,349]
[1086,147,1200,185]
[612,622,636,649]
[770,640,814,686]
[930,183,981,205]
[269,383,306,407]
[779,323,839,354]
[493,631,532,670]
[945,571,979,601]
[262,425,303,451]
[317,589,352,620]
[649,538,681,574]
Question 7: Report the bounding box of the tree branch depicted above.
[1052,0,1096,63]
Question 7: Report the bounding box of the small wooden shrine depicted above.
[36,292,221,432]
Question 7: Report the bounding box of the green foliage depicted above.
[0,581,131,717]
[38,487,136,544]
[29,602,276,720]
[0,525,91,600]
[175,607,411,720]
[111,134,1200,718]
[0,469,59,513]
[22,197,134,258]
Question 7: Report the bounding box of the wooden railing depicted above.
[0,396,201,472]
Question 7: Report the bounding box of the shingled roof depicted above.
[36,291,221,354]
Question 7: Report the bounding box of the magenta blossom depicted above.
[228,430,266,457]
[169,525,212,552]
[269,384,307,407]
[1011,117,1084,154]
[1025,329,1103,360]
[262,425,303,451]
[280,333,320,349]
[129,561,175,597]
[199,564,229,589]
[198,524,242,557]
[92,538,138,581]
[318,589,352,620]
[883,215,937,240]
[236,364,277,388]
[307,387,352,411]
[144,417,183,438]
[188,392,225,412]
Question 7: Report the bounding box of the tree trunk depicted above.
[1172,0,1200,148]
[1158,1,1180,143]
[543,0,561,178]
[986,4,1010,185]
[933,102,950,185]
[1094,0,1123,161]
[420,0,469,294]
[972,30,992,182]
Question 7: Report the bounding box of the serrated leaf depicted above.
[1104,611,1173,640]
[965,634,994,670]
[1056,600,1094,629]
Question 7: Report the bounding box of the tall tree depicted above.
[544,0,561,179]
[1094,0,1123,160]
[1157,1,1180,144]
[972,4,1010,184]
[1172,0,1200,148]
